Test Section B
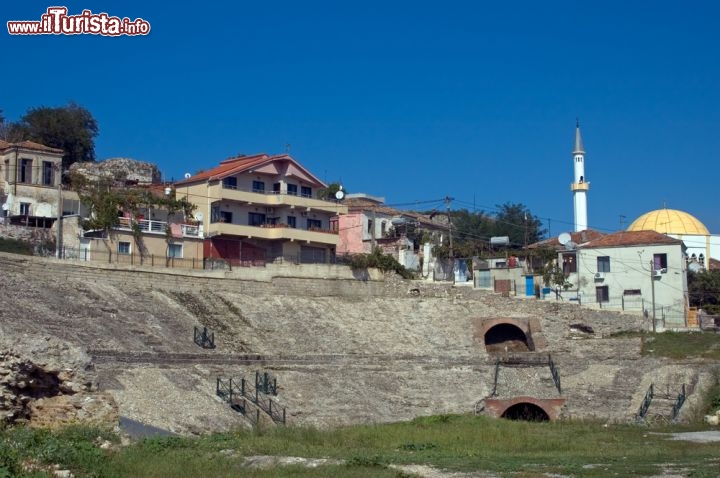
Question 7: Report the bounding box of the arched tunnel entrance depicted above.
[484,323,532,354]
[501,402,550,422]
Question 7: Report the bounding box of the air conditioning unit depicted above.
[653,269,663,277]
[594,272,605,280]
[661,267,668,274]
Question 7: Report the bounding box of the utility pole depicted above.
[650,259,656,333]
[55,167,63,259]
[370,206,376,250]
[445,196,454,283]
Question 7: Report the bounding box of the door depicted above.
[525,275,534,296]
[79,238,91,261]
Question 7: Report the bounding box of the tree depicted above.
[688,270,720,314]
[0,109,24,142]
[317,182,346,200]
[493,202,545,246]
[16,102,99,170]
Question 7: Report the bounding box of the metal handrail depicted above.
[548,354,562,395]
[636,383,654,422]
[491,360,500,397]
[671,383,686,422]
[194,326,215,349]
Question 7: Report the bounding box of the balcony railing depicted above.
[221,183,334,202]
[116,217,202,238]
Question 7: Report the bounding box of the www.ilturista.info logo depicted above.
[7,7,151,36]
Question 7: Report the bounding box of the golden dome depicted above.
[627,209,709,235]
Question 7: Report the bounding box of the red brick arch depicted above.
[485,396,566,421]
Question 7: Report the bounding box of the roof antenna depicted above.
[576,117,580,128]
[285,143,291,153]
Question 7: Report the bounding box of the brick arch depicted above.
[481,319,533,353]
[474,318,547,353]
[485,396,565,421]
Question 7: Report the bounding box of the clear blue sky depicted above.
[3,1,719,236]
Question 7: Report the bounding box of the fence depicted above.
[58,246,210,271]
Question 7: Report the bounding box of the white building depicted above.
[561,230,688,328]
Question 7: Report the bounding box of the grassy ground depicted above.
[2,416,719,477]
[610,330,720,361]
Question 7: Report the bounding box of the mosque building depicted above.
[626,208,720,271]
[568,122,717,271]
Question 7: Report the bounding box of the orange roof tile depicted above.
[581,230,683,248]
[0,140,63,154]
[528,229,605,249]
[174,153,326,187]
[343,197,442,228]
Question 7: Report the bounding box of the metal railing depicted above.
[491,360,500,397]
[215,375,286,425]
[548,354,561,395]
[117,217,201,237]
[671,383,686,422]
[636,383,654,422]
[255,371,277,396]
[193,326,215,349]
[58,246,207,270]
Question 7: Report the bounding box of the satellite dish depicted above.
[194,212,204,222]
[390,216,407,226]
[558,232,572,246]
[335,190,345,200]
[184,172,191,179]
[1,204,7,211]
[564,241,577,251]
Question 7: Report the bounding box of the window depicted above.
[381,221,387,236]
[301,186,312,198]
[562,253,577,274]
[3,159,8,181]
[248,212,266,226]
[597,256,610,273]
[272,182,281,194]
[118,241,131,255]
[42,161,54,186]
[222,177,237,189]
[19,202,31,216]
[219,211,233,223]
[211,204,221,223]
[252,180,265,193]
[287,184,297,196]
[287,216,296,228]
[596,286,609,303]
[367,219,373,234]
[653,253,668,271]
[20,158,32,183]
[623,289,641,296]
[307,218,322,230]
[167,244,182,258]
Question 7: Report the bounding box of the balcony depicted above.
[208,183,345,214]
[116,217,202,238]
[207,221,338,245]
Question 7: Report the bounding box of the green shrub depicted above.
[0,237,33,255]
[348,248,415,279]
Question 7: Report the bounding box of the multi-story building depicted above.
[174,153,346,265]
[0,140,63,226]
[336,193,446,270]
[556,230,688,328]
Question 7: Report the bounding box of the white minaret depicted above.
[571,121,589,232]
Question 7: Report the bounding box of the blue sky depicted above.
[3,1,719,236]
